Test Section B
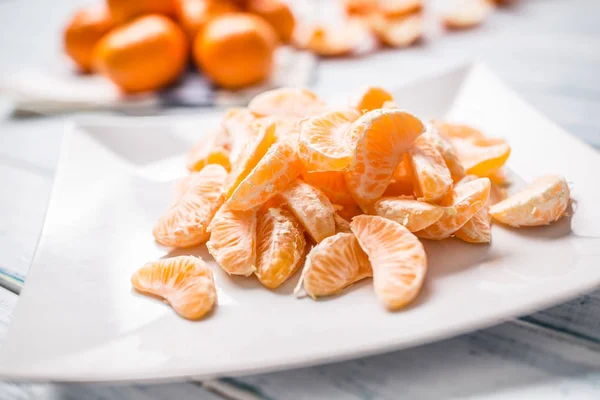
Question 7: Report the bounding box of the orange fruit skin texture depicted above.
[301,170,356,206]
[63,5,114,72]
[351,215,426,311]
[186,128,232,172]
[94,15,188,94]
[194,13,277,89]
[301,232,372,298]
[352,86,394,113]
[344,109,424,210]
[369,13,423,48]
[374,197,444,232]
[247,0,296,43]
[107,0,177,24]
[227,139,302,211]
[416,177,491,240]
[153,164,227,247]
[131,256,216,320]
[409,135,453,202]
[298,109,360,172]
[207,204,257,276]
[256,207,306,289]
[175,0,240,40]
[279,180,336,243]
[489,174,570,227]
[249,88,328,118]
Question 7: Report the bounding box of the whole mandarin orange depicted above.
[63,5,114,72]
[247,0,295,43]
[193,13,277,89]
[175,0,240,40]
[94,15,188,93]
[106,0,177,24]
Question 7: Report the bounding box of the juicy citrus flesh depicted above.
[301,170,356,206]
[384,156,415,196]
[248,87,327,118]
[409,135,453,202]
[374,196,445,232]
[207,204,257,276]
[351,86,394,113]
[351,215,426,310]
[453,175,491,243]
[227,138,302,211]
[300,232,372,298]
[344,109,424,210]
[442,0,492,30]
[369,13,423,48]
[489,174,570,227]
[298,109,360,172]
[423,125,466,182]
[131,256,216,320]
[416,177,491,240]
[222,107,258,164]
[256,207,306,289]
[186,128,232,172]
[280,180,336,243]
[153,164,227,247]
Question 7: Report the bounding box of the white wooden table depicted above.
[1,0,600,398]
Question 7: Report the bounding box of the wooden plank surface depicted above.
[0,0,599,399]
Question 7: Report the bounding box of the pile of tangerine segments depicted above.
[131,86,571,320]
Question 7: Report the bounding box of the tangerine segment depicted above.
[293,20,369,57]
[416,177,491,240]
[369,13,423,48]
[298,109,360,172]
[300,232,372,298]
[222,108,257,164]
[207,204,257,276]
[374,197,444,232]
[351,86,394,113]
[256,207,306,288]
[343,0,376,15]
[280,180,336,243]
[442,0,492,30]
[228,139,302,210]
[432,121,486,140]
[489,175,570,227]
[454,206,491,243]
[301,170,355,206]
[131,256,216,320]
[223,122,277,200]
[351,215,426,311]
[385,156,414,196]
[153,164,227,247]
[248,87,327,118]
[377,0,423,17]
[344,109,424,209]
[186,128,232,172]
[409,135,453,202]
[423,126,466,182]
[253,116,300,141]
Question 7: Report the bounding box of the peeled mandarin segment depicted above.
[294,20,369,57]
[298,109,360,172]
[409,135,453,202]
[369,13,423,48]
[253,116,300,141]
[377,0,423,17]
[454,206,491,243]
[227,139,302,211]
[343,0,377,15]
[223,122,277,200]
[442,0,493,30]
[374,197,444,232]
[207,204,257,276]
[153,164,227,247]
[131,256,216,320]
[301,170,356,206]
[280,180,336,243]
[344,109,425,210]
[221,108,257,164]
[351,215,427,311]
[248,87,327,118]
[351,86,394,112]
[433,120,486,140]
[486,168,510,186]
[384,156,415,196]
[186,128,232,172]
[423,127,466,182]
[415,177,491,240]
[300,232,372,298]
[256,207,306,289]
[489,174,570,227]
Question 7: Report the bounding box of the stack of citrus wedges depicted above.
[131,86,571,320]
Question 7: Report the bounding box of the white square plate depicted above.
[1,64,599,382]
